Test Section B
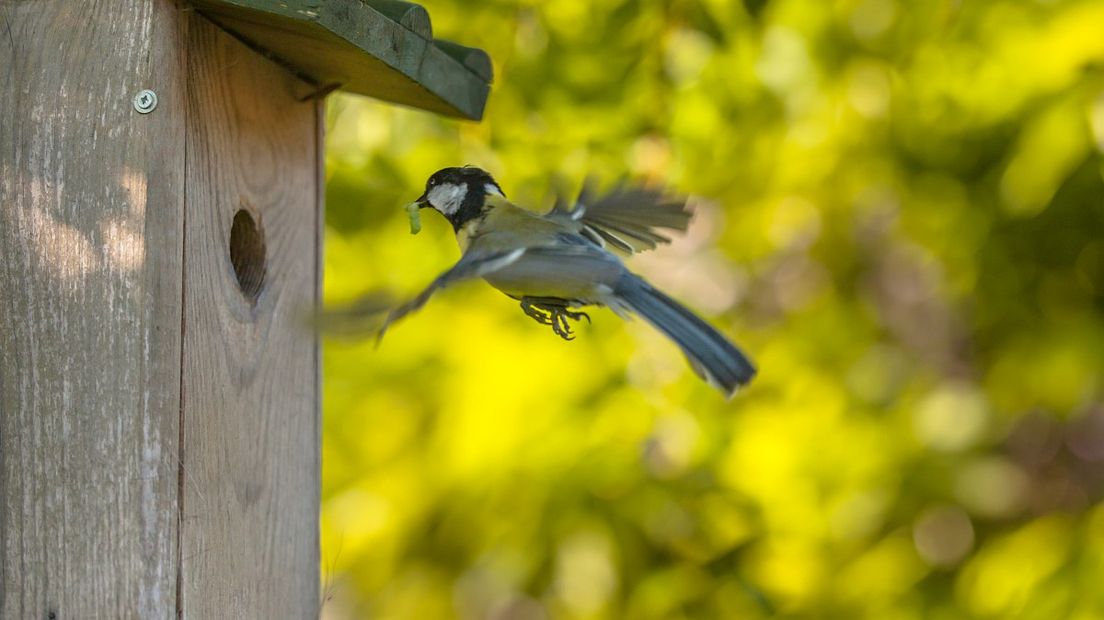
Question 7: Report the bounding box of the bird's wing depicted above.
[546,181,692,255]
[377,247,527,340]
[312,291,393,338]
[475,236,627,302]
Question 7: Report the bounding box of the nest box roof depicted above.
[191,0,492,119]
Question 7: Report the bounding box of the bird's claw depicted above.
[564,309,590,324]
[520,298,589,341]
[520,300,554,325]
[551,312,575,340]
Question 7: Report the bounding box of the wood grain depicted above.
[0,0,187,617]
[179,15,320,618]
[3,4,322,617]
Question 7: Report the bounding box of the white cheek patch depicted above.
[427,183,467,215]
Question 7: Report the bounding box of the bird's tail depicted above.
[614,273,756,397]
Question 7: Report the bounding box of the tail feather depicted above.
[615,274,756,397]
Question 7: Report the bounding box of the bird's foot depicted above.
[551,308,590,340]
[520,298,555,326]
[519,298,589,341]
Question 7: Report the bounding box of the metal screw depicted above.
[133,89,158,114]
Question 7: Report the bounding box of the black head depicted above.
[413,166,505,231]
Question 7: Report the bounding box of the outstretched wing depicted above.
[312,291,393,338]
[546,180,693,255]
[377,248,527,341]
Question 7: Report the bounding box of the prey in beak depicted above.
[405,193,428,234]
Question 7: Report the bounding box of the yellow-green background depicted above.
[320,0,1104,617]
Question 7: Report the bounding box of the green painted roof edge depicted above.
[190,0,492,119]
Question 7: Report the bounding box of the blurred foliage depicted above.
[320,0,1104,618]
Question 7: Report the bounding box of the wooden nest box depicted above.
[0,1,491,617]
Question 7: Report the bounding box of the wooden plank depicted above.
[0,0,186,617]
[189,0,491,119]
[179,14,320,617]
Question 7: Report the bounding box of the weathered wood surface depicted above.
[0,0,187,617]
[179,15,320,617]
[190,0,491,119]
[2,3,322,617]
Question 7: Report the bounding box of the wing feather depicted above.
[377,248,526,340]
[547,182,692,254]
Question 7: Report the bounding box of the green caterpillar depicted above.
[406,201,422,235]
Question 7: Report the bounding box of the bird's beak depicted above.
[413,192,428,208]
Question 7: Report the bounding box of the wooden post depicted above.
[2,1,320,616]
[2,1,489,616]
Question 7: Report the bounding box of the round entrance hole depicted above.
[230,209,266,304]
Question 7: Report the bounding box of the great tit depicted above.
[380,166,757,397]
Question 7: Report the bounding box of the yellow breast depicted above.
[456,218,482,253]
[453,195,564,255]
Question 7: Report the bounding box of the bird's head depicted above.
[412,166,504,230]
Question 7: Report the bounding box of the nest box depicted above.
[0,1,492,617]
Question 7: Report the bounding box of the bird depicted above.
[379,166,756,397]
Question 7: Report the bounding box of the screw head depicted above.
[133,89,158,114]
